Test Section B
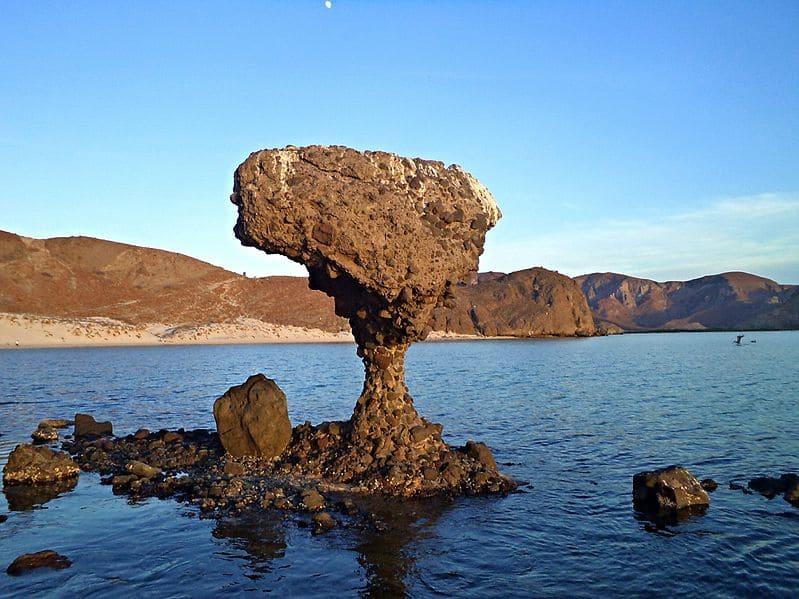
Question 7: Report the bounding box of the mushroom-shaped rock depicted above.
[231,145,511,494]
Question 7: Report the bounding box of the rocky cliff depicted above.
[432,267,596,337]
[576,271,799,331]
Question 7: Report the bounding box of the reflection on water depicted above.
[207,495,453,598]
[3,478,78,511]
[353,496,451,598]
[212,512,288,579]
[634,504,710,532]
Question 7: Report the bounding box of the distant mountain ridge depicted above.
[576,271,799,331]
[4,230,795,336]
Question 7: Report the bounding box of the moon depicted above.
[325,1,332,8]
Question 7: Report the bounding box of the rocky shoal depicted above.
[55,420,514,532]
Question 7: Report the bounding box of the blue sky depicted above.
[2,1,797,283]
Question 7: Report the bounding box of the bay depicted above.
[1,331,797,597]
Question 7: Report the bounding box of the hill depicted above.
[431,268,595,337]
[576,271,799,331]
[0,231,594,341]
[0,230,347,332]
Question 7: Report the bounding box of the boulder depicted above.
[312,511,336,532]
[7,550,72,575]
[213,374,292,458]
[126,461,162,479]
[464,441,497,470]
[633,466,710,515]
[31,425,59,444]
[300,488,325,511]
[2,444,80,485]
[74,413,113,438]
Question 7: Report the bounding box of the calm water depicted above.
[1,332,797,597]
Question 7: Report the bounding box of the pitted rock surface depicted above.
[231,145,513,495]
[3,444,80,485]
[213,374,292,458]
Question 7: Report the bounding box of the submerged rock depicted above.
[312,511,336,533]
[39,419,71,429]
[213,374,292,458]
[748,473,799,507]
[231,145,513,496]
[74,413,113,438]
[633,466,709,517]
[6,550,72,575]
[2,444,79,485]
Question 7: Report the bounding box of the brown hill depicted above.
[576,271,799,331]
[431,267,596,337]
[0,231,347,331]
[1,231,595,339]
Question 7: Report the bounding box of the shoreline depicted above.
[0,312,497,349]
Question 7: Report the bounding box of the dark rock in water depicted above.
[31,425,59,444]
[3,444,80,485]
[312,511,336,533]
[633,466,710,517]
[748,473,799,507]
[3,478,78,511]
[231,145,514,496]
[748,476,784,499]
[6,550,72,575]
[0,514,7,523]
[74,413,113,438]
[39,419,71,429]
[700,478,718,492]
[784,480,799,507]
[213,374,292,458]
[464,441,497,470]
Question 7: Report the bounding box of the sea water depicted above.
[1,332,797,597]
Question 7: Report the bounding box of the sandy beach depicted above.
[0,313,490,349]
[0,313,355,349]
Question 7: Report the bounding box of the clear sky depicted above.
[2,1,798,283]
